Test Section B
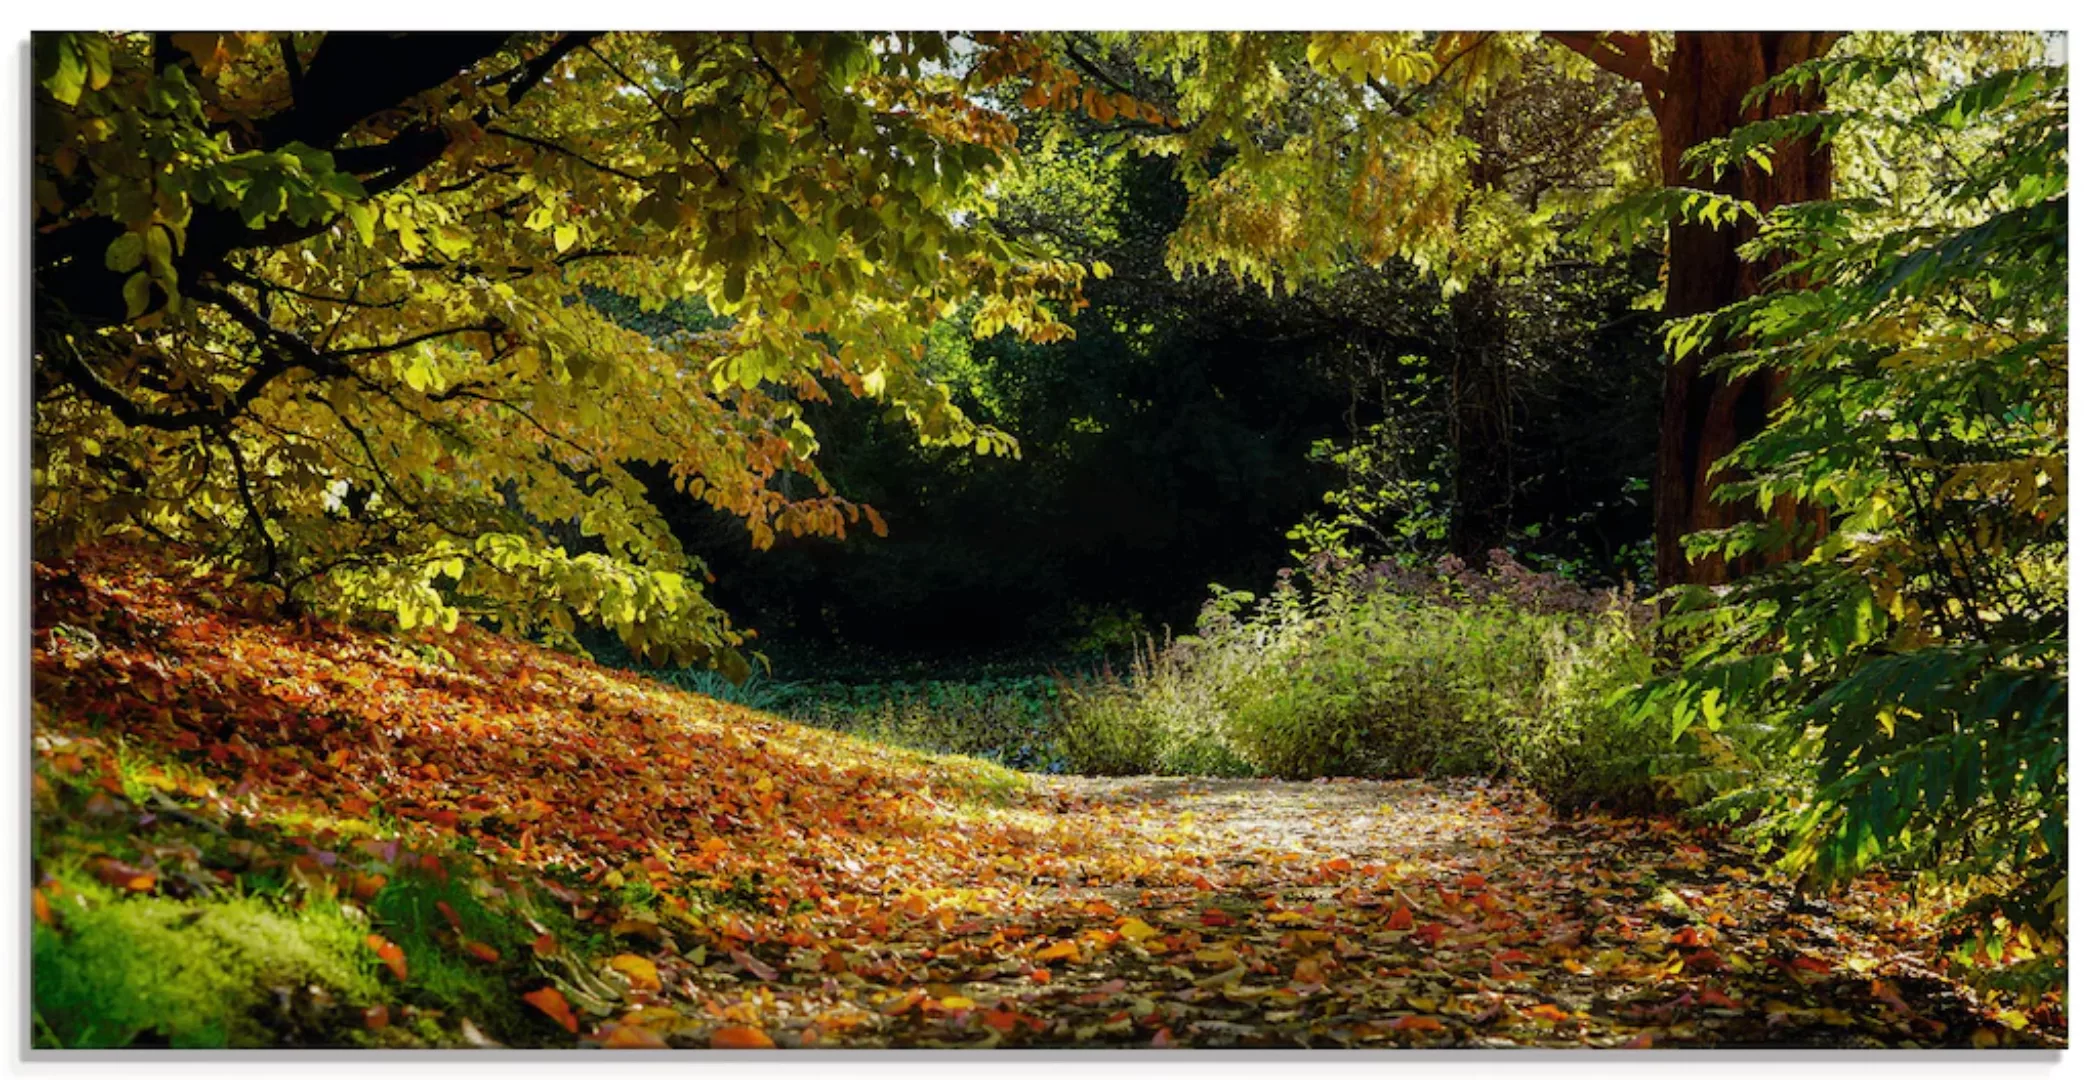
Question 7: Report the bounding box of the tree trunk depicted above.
[1650,31,1837,587]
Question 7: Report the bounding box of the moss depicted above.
[32,892,382,1048]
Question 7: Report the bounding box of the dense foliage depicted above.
[1634,40,2067,977]
[32,31,1092,671]
[646,146,1363,659]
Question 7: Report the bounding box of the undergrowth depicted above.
[1051,553,1678,810]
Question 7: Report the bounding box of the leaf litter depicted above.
[30,547,2062,1048]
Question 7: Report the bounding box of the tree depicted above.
[1546,31,1840,587]
[1049,31,1855,585]
[32,31,1086,669]
[1023,32,1657,569]
[1640,38,2065,973]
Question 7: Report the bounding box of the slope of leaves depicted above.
[30,546,2061,1048]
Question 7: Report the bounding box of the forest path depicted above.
[30,549,2053,1049]
[965,774,2026,1049]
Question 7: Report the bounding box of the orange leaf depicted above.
[601,1024,669,1049]
[523,986,578,1034]
[709,1025,775,1049]
[532,932,559,957]
[1384,905,1414,931]
[365,934,408,981]
[1036,940,1080,963]
[1395,1014,1445,1032]
[363,1004,390,1030]
[464,940,501,964]
[436,900,462,929]
[32,889,53,926]
[349,872,387,901]
[1528,1003,1572,1023]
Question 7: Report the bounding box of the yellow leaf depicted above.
[607,953,662,991]
[1116,917,1159,943]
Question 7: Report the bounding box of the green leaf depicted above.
[344,203,379,247]
[104,233,144,273]
[44,35,86,105]
[121,272,151,318]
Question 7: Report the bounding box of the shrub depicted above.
[1057,554,1672,806]
[1057,633,1252,777]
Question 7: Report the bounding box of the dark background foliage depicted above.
[617,150,1664,675]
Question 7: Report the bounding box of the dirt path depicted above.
[869,774,2052,1049]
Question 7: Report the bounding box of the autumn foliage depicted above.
[31,547,2060,1048]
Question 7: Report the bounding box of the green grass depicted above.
[638,669,1090,774]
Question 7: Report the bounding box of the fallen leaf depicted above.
[1036,940,1080,963]
[365,934,408,981]
[523,986,578,1033]
[601,1024,669,1049]
[90,858,156,893]
[729,948,778,982]
[710,1025,775,1049]
[1117,916,1159,943]
[607,953,661,991]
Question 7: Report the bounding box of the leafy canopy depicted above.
[33,31,1088,669]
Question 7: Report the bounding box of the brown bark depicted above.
[1549,30,1839,587]
[1653,32,1837,587]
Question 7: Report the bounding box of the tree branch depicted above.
[485,125,646,182]
[1544,31,1666,113]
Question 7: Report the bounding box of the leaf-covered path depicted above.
[1011,775,2033,1048]
[31,548,2060,1050]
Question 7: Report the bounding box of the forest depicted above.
[28,30,2068,1050]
